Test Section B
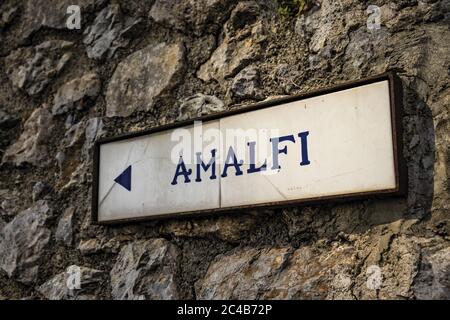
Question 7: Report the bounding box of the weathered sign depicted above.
[92,73,406,223]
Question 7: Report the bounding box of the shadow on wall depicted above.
[281,78,436,243]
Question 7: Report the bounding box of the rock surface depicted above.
[150,0,237,36]
[52,73,101,115]
[85,117,105,150]
[0,0,449,301]
[20,0,106,40]
[414,245,450,299]
[230,66,264,100]
[38,265,104,300]
[32,181,51,202]
[160,214,257,242]
[55,207,75,246]
[5,40,73,96]
[0,4,17,30]
[197,2,264,82]
[0,201,52,284]
[110,239,180,299]
[196,243,356,299]
[83,4,140,60]
[177,94,224,121]
[106,42,185,117]
[2,107,54,167]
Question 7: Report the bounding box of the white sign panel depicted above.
[93,74,404,223]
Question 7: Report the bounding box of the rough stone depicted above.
[5,40,73,96]
[0,190,20,217]
[197,1,265,82]
[64,120,86,150]
[55,120,87,190]
[295,0,360,54]
[2,107,54,167]
[20,0,106,40]
[196,243,356,299]
[59,163,88,192]
[83,4,141,60]
[110,239,180,300]
[52,73,101,115]
[0,201,52,284]
[55,117,103,187]
[0,4,17,30]
[414,245,450,299]
[177,94,224,121]
[55,207,75,246]
[106,42,185,117]
[32,181,51,202]
[0,0,449,301]
[38,265,104,300]
[83,117,105,158]
[149,0,237,36]
[264,244,356,300]
[230,66,264,100]
[160,214,257,242]
[0,109,18,128]
[77,237,121,255]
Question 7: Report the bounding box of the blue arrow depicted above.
[114,165,132,191]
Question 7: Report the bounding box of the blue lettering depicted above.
[221,146,244,177]
[270,134,296,170]
[298,131,310,166]
[195,149,217,182]
[171,156,192,185]
[247,141,267,174]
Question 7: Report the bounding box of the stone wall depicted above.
[0,0,449,300]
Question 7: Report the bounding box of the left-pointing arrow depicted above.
[114,165,132,191]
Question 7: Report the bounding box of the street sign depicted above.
[92,73,406,224]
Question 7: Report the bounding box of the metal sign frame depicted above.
[91,72,407,225]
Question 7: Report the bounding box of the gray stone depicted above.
[414,245,450,299]
[55,117,102,188]
[0,109,17,127]
[0,4,17,30]
[0,200,52,284]
[55,120,87,190]
[224,1,260,35]
[230,66,263,100]
[0,190,19,217]
[32,181,51,202]
[344,26,389,77]
[55,207,75,246]
[2,107,54,167]
[5,40,73,96]
[177,94,224,121]
[295,0,358,54]
[149,0,236,36]
[197,2,264,82]
[52,73,101,115]
[196,243,356,299]
[110,239,180,300]
[352,234,421,300]
[83,4,141,60]
[38,265,104,300]
[59,163,88,192]
[20,0,106,40]
[106,42,185,117]
[77,237,121,255]
[160,214,257,242]
[64,120,86,150]
[83,117,105,159]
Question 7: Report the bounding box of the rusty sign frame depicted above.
[91,72,407,225]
